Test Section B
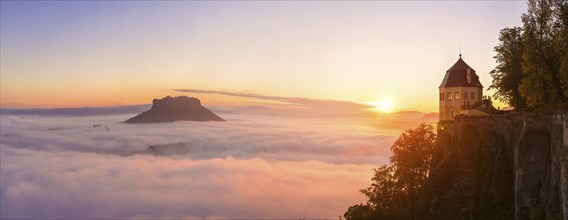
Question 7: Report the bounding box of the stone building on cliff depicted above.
[423,54,568,219]
[439,54,497,121]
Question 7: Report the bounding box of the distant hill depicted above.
[0,105,150,116]
[394,110,423,115]
[420,112,439,119]
[125,96,224,123]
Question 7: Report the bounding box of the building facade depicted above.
[439,55,484,121]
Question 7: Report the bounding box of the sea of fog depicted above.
[0,105,437,219]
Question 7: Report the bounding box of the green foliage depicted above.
[345,123,436,220]
[490,0,568,111]
[520,0,566,109]
[490,27,526,110]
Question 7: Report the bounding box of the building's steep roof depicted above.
[439,57,483,88]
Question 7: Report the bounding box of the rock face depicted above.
[125,96,224,123]
[419,113,567,220]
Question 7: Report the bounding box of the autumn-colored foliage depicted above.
[345,123,435,220]
[490,0,568,111]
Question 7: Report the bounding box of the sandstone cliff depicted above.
[420,113,567,220]
[125,96,224,123]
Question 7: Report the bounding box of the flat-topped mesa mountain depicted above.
[125,96,224,123]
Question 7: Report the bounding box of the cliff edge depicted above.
[125,96,224,123]
[419,113,568,220]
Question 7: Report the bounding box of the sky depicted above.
[1,1,527,111]
[0,2,530,217]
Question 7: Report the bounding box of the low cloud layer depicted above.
[1,147,373,219]
[0,105,436,219]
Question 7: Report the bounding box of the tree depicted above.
[343,204,375,220]
[360,165,401,219]
[488,0,568,111]
[489,27,526,110]
[389,123,436,220]
[345,123,436,220]
[519,0,567,109]
[555,0,568,99]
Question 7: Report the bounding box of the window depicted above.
[471,92,475,101]
[451,111,455,117]
[454,92,460,100]
[440,93,444,101]
[463,92,469,99]
[447,92,453,100]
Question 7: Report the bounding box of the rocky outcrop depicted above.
[125,96,224,123]
[420,113,567,220]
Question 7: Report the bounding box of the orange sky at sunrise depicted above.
[1,1,526,112]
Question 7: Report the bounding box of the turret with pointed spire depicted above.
[439,55,484,121]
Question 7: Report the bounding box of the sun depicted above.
[369,98,396,113]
